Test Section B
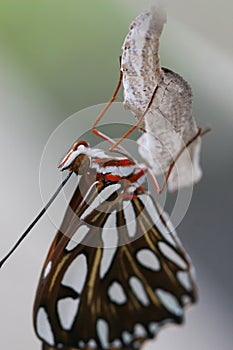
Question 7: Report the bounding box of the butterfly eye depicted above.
[69,153,90,175]
[59,140,89,170]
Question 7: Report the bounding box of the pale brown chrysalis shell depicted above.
[121,7,202,191]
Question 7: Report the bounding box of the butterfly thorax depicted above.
[59,140,147,196]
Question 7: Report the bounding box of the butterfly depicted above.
[32,140,197,350]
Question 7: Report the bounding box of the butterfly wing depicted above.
[34,175,197,349]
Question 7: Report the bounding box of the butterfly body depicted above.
[33,141,197,350]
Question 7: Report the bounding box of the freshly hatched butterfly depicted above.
[30,140,197,350]
[0,8,200,348]
[110,6,208,192]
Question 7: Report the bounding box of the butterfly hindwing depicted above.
[34,176,196,349]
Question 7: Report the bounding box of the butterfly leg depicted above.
[91,62,123,150]
[91,56,160,154]
[109,84,160,152]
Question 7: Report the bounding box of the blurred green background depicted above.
[0,0,128,117]
[0,1,232,350]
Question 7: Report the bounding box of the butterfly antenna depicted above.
[0,171,73,268]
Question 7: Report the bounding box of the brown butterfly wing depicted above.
[34,176,196,349]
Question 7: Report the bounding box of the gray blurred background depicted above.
[0,1,232,349]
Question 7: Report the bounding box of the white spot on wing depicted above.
[62,254,87,294]
[36,308,54,346]
[129,276,149,306]
[98,183,121,201]
[43,261,52,279]
[134,324,147,337]
[98,165,135,177]
[97,318,109,349]
[138,194,177,247]
[155,289,183,316]
[158,242,187,269]
[108,281,127,304]
[136,249,160,271]
[66,225,90,251]
[111,339,122,348]
[100,211,118,279]
[78,340,85,348]
[177,271,192,291]
[122,331,132,345]
[182,295,192,305]
[118,165,135,177]
[149,322,158,335]
[99,166,119,175]
[57,298,80,330]
[81,184,121,219]
[123,201,136,238]
[87,339,97,348]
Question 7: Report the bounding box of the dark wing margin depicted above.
[34,176,197,350]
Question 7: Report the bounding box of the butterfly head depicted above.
[58,140,91,175]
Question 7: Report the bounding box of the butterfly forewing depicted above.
[33,171,197,350]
